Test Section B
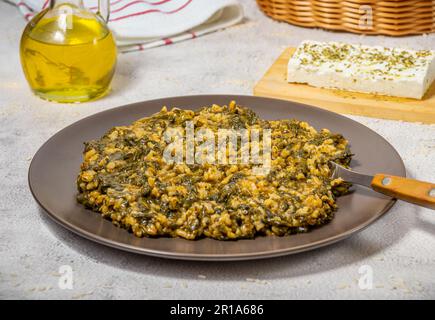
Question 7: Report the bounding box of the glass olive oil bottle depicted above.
[20,0,117,103]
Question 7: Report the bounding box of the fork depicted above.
[330,162,435,210]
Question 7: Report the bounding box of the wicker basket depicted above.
[256,0,435,36]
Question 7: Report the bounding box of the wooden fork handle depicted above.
[371,174,435,210]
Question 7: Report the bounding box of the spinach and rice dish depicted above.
[77,101,351,240]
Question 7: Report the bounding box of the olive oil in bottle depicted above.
[20,1,117,103]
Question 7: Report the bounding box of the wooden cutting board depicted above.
[254,48,435,124]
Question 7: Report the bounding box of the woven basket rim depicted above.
[256,0,435,36]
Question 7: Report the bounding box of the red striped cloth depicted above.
[12,0,243,53]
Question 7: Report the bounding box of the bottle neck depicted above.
[50,0,84,9]
[49,0,110,23]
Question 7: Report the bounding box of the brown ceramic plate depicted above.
[28,95,405,261]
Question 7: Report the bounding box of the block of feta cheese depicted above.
[287,40,435,99]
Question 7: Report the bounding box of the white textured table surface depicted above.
[1,1,434,300]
